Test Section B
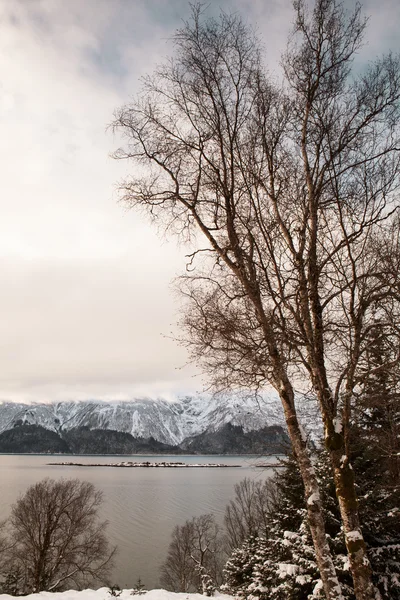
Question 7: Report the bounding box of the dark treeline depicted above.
[0,422,287,455]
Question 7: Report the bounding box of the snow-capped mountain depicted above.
[0,395,285,446]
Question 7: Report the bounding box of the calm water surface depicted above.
[0,454,279,589]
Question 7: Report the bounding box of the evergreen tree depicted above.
[223,448,399,600]
[223,455,324,600]
[352,321,400,599]
[131,578,147,596]
[353,320,400,487]
[223,320,400,600]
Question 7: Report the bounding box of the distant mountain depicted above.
[0,424,70,454]
[0,396,292,454]
[62,427,181,455]
[180,423,289,454]
[0,423,288,455]
[0,396,285,446]
[0,423,180,455]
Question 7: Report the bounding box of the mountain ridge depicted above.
[0,422,289,455]
[0,396,285,446]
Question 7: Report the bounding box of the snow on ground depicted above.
[0,589,234,600]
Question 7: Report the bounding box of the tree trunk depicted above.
[277,376,344,600]
[244,288,343,599]
[304,236,376,599]
[325,422,376,600]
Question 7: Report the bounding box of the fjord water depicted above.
[0,454,279,589]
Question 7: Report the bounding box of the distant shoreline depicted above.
[0,452,281,456]
[48,460,242,468]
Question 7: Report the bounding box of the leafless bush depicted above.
[224,477,279,552]
[160,513,225,593]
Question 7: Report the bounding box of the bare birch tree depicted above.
[224,478,278,552]
[160,514,224,593]
[112,2,400,598]
[8,478,115,593]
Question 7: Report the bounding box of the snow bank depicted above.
[0,589,234,600]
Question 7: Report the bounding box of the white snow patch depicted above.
[0,589,234,600]
[277,563,299,578]
[298,423,308,443]
[333,417,343,434]
[346,530,363,542]
[338,554,350,571]
[312,579,324,597]
[307,492,320,506]
[283,531,298,540]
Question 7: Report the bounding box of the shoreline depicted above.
[0,451,282,457]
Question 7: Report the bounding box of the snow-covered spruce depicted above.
[222,452,400,600]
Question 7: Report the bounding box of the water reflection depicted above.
[0,454,279,588]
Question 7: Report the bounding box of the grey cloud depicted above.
[0,0,398,403]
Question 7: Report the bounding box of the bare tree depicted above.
[112,8,342,597]
[160,514,224,593]
[0,520,9,563]
[112,2,400,598]
[0,519,15,593]
[7,478,116,593]
[224,478,278,552]
[160,520,197,593]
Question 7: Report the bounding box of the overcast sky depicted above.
[0,0,399,404]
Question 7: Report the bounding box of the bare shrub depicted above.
[224,477,279,552]
[160,513,225,593]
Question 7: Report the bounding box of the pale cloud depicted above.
[0,0,398,403]
[0,0,194,403]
